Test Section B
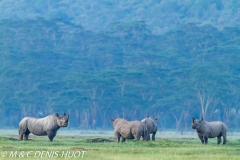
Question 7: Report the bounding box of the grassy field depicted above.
[0,130,240,160]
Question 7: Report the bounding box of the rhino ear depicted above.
[63,113,66,116]
[192,116,195,123]
[110,117,115,122]
[155,116,158,120]
[56,113,59,117]
[147,116,150,118]
[201,117,204,121]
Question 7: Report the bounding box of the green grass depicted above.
[0,135,240,160]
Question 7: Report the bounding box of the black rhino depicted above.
[19,113,69,141]
[110,117,148,143]
[191,117,227,144]
[141,116,158,141]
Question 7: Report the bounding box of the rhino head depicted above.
[147,116,158,121]
[56,113,69,127]
[191,117,203,129]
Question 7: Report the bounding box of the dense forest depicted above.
[0,0,240,133]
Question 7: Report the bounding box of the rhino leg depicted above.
[223,138,227,144]
[19,121,29,140]
[142,134,148,141]
[133,133,141,141]
[19,133,24,140]
[143,131,150,141]
[122,138,126,142]
[152,134,156,141]
[204,137,208,144]
[115,131,121,143]
[19,128,23,140]
[20,129,30,140]
[217,135,222,145]
[48,135,53,141]
[19,129,24,140]
[199,136,204,144]
[141,133,148,141]
[47,131,56,142]
[222,133,227,144]
[152,131,157,141]
[24,133,30,140]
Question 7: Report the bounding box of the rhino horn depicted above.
[63,113,66,116]
[110,117,115,121]
[192,116,195,123]
[56,113,59,117]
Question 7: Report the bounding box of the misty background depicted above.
[0,0,240,134]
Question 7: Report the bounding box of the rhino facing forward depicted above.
[141,116,158,141]
[191,117,227,144]
[110,117,148,143]
[19,113,69,141]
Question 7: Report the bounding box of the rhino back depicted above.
[149,117,158,131]
[19,117,30,126]
[143,118,155,133]
[26,118,47,135]
[130,121,144,135]
[112,118,131,138]
[206,121,227,138]
[113,118,129,129]
[27,115,59,136]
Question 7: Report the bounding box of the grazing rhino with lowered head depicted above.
[141,116,158,141]
[110,117,148,143]
[19,113,69,141]
[191,117,227,144]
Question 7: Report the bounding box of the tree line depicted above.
[0,19,240,133]
[0,0,239,34]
